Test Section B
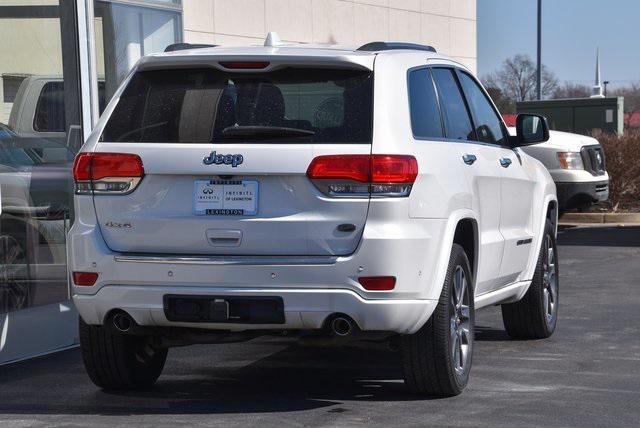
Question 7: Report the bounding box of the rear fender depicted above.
[425,209,478,301]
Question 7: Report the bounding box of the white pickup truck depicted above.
[511,128,609,213]
[8,75,104,146]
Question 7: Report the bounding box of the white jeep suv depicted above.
[68,37,559,397]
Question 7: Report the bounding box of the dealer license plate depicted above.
[193,180,258,216]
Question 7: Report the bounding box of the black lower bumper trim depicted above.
[556,180,609,210]
[163,295,285,324]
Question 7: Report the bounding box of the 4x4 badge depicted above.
[203,151,244,167]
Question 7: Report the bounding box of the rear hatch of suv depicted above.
[81,61,375,256]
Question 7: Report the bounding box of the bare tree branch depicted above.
[482,54,558,103]
[552,82,591,99]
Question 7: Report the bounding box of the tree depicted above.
[483,54,558,102]
[612,83,640,113]
[552,82,591,99]
[484,85,515,114]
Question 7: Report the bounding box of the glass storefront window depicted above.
[0,0,182,315]
[0,0,81,313]
[94,0,183,106]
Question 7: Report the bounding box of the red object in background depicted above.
[624,112,640,128]
[502,114,516,127]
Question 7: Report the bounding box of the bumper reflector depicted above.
[358,276,396,291]
[73,272,99,286]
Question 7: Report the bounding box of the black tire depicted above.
[400,243,475,396]
[501,219,559,339]
[79,318,168,390]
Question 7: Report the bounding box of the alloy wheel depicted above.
[450,265,472,376]
[541,234,558,325]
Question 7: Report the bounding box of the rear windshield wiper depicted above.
[221,125,315,139]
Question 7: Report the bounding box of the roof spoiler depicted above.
[357,42,436,53]
[164,43,217,52]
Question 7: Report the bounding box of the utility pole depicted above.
[536,0,542,100]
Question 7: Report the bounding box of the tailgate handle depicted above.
[206,229,242,247]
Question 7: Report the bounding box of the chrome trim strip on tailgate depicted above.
[114,254,338,266]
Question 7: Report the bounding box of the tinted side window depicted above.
[431,68,474,141]
[33,82,66,133]
[458,72,507,145]
[408,68,443,139]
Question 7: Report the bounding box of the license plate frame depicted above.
[193,179,258,216]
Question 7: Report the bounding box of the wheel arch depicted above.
[427,209,479,301]
[452,218,478,291]
[546,199,558,238]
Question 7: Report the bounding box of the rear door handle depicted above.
[499,157,512,168]
[462,154,477,165]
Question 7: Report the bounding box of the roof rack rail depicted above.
[164,43,217,52]
[357,42,436,53]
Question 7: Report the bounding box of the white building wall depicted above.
[183,0,477,73]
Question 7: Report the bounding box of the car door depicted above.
[430,67,503,295]
[456,70,536,287]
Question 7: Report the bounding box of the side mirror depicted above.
[513,113,549,146]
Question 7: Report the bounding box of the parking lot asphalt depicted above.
[1,225,639,427]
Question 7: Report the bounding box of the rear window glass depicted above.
[34,81,65,133]
[32,81,106,133]
[101,67,373,144]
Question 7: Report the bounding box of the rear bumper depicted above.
[68,197,448,334]
[74,285,437,334]
[556,179,609,210]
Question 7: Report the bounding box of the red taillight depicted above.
[307,154,370,182]
[219,61,270,69]
[358,276,396,291]
[73,152,144,195]
[73,152,144,180]
[371,155,418,183]
[73,153,93,181]
[73,271,99,286]
[306,154,417,197]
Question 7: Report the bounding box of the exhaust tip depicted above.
[112,312,133,332]
[330,316,353,337]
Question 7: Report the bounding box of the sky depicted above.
[477,0,640,88]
